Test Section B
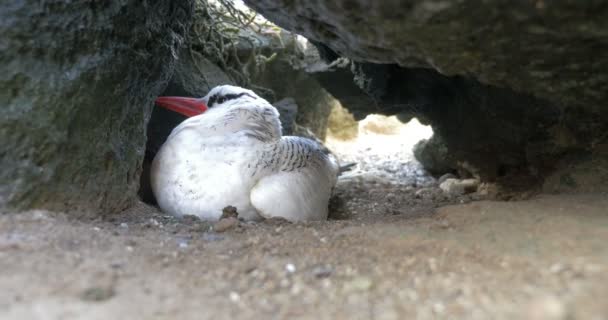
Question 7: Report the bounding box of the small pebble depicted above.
[439,178,479,196]
[220,206,239,219]
[437,219,451,229]
[285,263,296,273]
[432,302,446,314]
[414,187,436,199]
[148,218,161,227]
[311,265,333,278]
[229,292,240,302]
[181,214,201,224]
[80,286,115,302]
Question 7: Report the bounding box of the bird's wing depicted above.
[250,169,333,221]
[169,104,281,142]
[249,137,338,221]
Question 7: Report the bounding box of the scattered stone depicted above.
[477,182,499,198]
[148,218,161,227]
[311,265,333,278]
[438,173,457,184]
[273,97,299,136]
[436,219,451,229]
[80,286,115,302]
[214,217,239,233]
[285,263,296,273]
[439,178,479,196]
[229,292,240,303]
[0,242,21,251]
[265,217,292,225]
[188,222,209,233]
[415,187,440,200]
[202,232,225,242]
[220,206,239,220]
[526,295,568,320]
[432,302,446,314]
[181,214,201,224]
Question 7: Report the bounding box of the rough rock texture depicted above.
[543,146,608,194]
[273,98,299,136]
[244,0,608,115]
[312,60,376,121]
[252,65,334,140]
[0,0,193,213]
[413,135,454,176]
[146,48,235,160]
[244,0,608,184]
[245,32,337,139]
[164,48,234,99]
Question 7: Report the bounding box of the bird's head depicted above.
[203,85,261,109]
[154,85,262,117]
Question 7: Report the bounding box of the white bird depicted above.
[150,85,339,222]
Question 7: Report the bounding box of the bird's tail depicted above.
[339,162,357,175]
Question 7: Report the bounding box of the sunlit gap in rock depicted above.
[326,111,435,187]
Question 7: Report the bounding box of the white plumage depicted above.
[151,85,339,222]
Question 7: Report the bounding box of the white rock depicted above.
[439,178,479,196]
[438,173,457,184]
[285,263,296,273]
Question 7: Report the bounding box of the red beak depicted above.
[154,96,208,117]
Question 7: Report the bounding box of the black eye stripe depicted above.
[207,92,256,108]
[207,94,218,107]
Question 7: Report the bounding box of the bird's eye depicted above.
[217,96,226,104]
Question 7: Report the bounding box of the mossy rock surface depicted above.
[1,0,193,213]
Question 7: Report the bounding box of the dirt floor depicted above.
[2,118,607,320]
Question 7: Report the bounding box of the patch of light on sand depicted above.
[326,114,434,186]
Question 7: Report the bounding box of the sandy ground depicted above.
[2,117,608,320]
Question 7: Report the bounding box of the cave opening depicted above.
[326,113,435,188]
